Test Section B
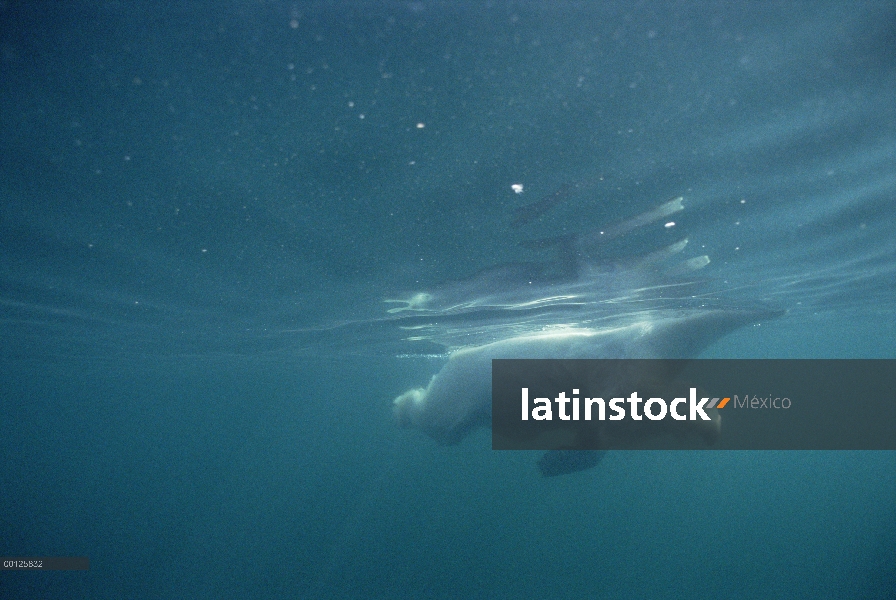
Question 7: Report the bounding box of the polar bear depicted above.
[388,195,780,473]
[393,308,775,449]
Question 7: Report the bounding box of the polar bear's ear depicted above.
[537,450,606,477]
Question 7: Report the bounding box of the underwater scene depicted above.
[1,1,894,598]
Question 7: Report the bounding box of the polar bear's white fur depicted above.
[393,309,759,446]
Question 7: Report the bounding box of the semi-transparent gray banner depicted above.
[492,359,896,450]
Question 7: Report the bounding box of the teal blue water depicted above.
[1,2,894,598]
